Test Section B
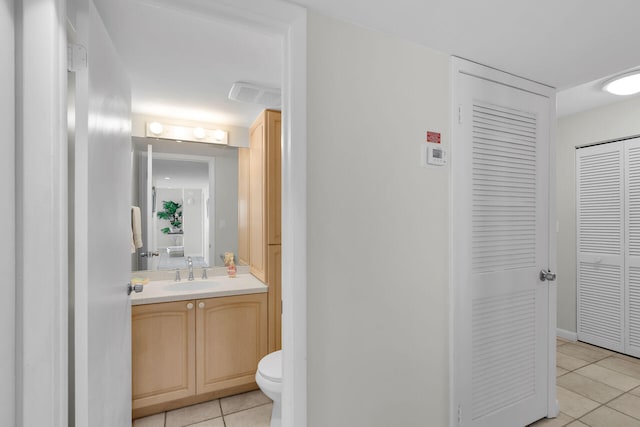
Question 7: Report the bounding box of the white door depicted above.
[453,61,555,427]
[626,138,640,356]
[577,142,625,352]
[577,137,640,357]
[73,1,132,425]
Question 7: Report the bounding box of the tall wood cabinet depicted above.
[131,293,267,418]
[239,109,282,352]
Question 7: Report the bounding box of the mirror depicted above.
[131,136,240,271]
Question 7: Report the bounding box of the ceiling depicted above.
[289,0,640,117]
[95,0,640,124]
[93,0,282,128]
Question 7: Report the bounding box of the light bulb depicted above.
[193,127,206,139]
[148,122,163,135]
[214,129,226,141]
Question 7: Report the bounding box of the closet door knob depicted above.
[198,302,205,309]
[186,303,194,310]
[539,269,557,282]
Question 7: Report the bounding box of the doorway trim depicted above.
[19,0,308,426]
[450,57,558,426]
[176,3,309,425]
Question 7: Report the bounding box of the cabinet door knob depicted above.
[198,302,205,309]
[186,303,194,310]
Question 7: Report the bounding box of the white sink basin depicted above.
[163,281,221,292]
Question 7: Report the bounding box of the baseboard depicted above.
[556,328,577,342]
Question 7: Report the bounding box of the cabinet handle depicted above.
[187,303,194,310]
[198,302,205,309]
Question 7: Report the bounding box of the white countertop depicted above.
[130,273,267,305]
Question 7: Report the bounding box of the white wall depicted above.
[557,96,640,333]
[1,0,14,424]
[307,13,450,427]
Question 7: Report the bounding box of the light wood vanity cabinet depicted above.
[132,293,267,416]
[239,109,282,353]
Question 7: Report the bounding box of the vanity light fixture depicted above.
[603,70,640,96]
[145,121,229,145]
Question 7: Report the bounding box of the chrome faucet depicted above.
[187,256,194,281]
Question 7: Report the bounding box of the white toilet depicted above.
[256,350,282,427]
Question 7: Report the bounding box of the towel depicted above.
[131,206,143,253]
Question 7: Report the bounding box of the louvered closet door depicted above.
[626,139,640,356]
[577,143,624,352]
[456,73,550,427]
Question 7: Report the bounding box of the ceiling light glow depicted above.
[603,71,640,96]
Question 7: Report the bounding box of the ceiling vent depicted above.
[228,82,281,108]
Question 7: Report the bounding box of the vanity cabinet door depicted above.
[132,301,196,409]
[196,294,268,394]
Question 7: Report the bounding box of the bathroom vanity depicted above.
[130,274,268,419]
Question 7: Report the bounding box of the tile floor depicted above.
[529,338,640,427]
[135,339,640,427]
[132,390,272,427]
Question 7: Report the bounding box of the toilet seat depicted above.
[258,350,282,383]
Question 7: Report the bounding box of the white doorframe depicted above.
[17,0,308,426]
[1,0,16,425]
[15,0,69,426]
[449,57,558,426]
[138,4,308,424]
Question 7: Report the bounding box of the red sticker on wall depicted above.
[426,131,441,144]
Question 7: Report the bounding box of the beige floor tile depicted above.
[597,357,640,380]
[630,386,640,397]
[614,353,640,365]
[557,372,625,403]
[558,343,612,363]
[527,412,574,426]
[608,393,640,420]
[558,367,570,377]
[557,352,591,371]
[557,338,570,347]
[220,390,272,415]
[566,421,589,427]
[187,418,225,427]
[224,403,272,427]
[165,400,222,427]
[556,386,600,419]
[575,364,640,391]
[133,413,165,427]
[580,406,640,427]
[573,341,615,356]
